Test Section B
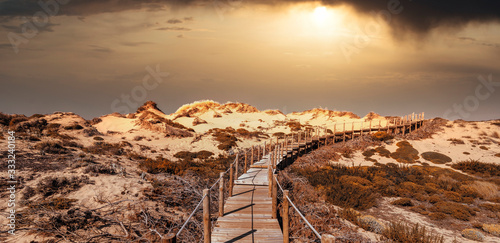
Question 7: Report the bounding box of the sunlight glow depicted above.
[313,6,329,24]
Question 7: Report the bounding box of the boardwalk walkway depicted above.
[211,155,283,243]
[170,115,425,243]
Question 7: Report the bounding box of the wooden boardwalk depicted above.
[211,156,283,243]
[201,116,424,243]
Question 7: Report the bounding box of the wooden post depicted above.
[234,154,239,180]
[219,172,224,217]
[244,151,248,173]
[161,234,177,243]
[272,174,277,219]
[268,165,273,197]
[280,143,283,163]
[203,189,211,243]
[298,132,301,145]
[360,122,363,136]
[257,146,260,161]
[351,122,354,139]
[369,120,372,134]
[229,164,234,197]
[264,141,266,156]
[283,190,290,243]
[343,123,346,142]
[284,135,288,156]
[378,120,381,132]
[271,148,275,169]
[333,124,336,143]
[251,146,254,165]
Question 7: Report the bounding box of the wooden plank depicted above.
[212,157,283,243]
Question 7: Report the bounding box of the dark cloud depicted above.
[458,36,500,48]
[0,43,13,49]
[121,41,153,47]
[2,22,59,33]
[0,0,499,36]
[167,18,183,24]
[156,27,191,31]
[88,45,113,53]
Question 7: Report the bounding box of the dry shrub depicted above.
[403,118,447,140]
[83,164,117,175]
[495,153,500,157]
[338,146,354,158]
[375,146,391,158]
[447,138,465,145]
[27,197,77,210]
[64,124,84,130]
[429,201,476,221]
[421,152,452,164]
[479,203,500,212]
[358,215,386,234]
[35,141,68,154]
[174,150,214,160]
[479,145,489,150]
[382,222,444,243]
[235,128,266,139]
[428,195,442,204]
[36,175,92,197]
[83,142,126,156]
[362,149,375,157]
[482,224,500,237]
[461,228,485,241]
[390,141,419,163]
[444,191,462,202]
[286,121,302,131]
[338,208,360,223]
[371,131,394,141]
[452,160,500,177]
[273,132,285,138]
[210,128,239,151]
[491,131,500,138]
[429,212,447,221]
[363,146,391,159]
[465,181,499,200]
[140,155,234,180]
[392,198,414,207]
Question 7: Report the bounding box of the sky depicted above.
[0,0,499,121]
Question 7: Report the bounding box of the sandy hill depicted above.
[0,101,499,242]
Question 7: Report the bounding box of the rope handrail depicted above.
[176,154,239,237]
[176,193,207,237]
[174,113,424,240]
[274,176,322,240]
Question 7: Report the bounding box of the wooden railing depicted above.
[163,112,425,242]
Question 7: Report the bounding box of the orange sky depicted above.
[0,1,499,120]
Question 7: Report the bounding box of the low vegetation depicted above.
[390,141,420,163]
[421,152,452,164]
[451,160,500,177]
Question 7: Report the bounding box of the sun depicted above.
[313,6,329,23]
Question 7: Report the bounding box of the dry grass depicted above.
[447,138,465,145]
[382,222,444,243]
[421,152,452,164]
[392,198,414,207]
[482,224,500,237]
[461,228,485,241]
[390,141,419,163]
[451,160,500,177]
[371,131,394,141]
[35,141,68,154]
